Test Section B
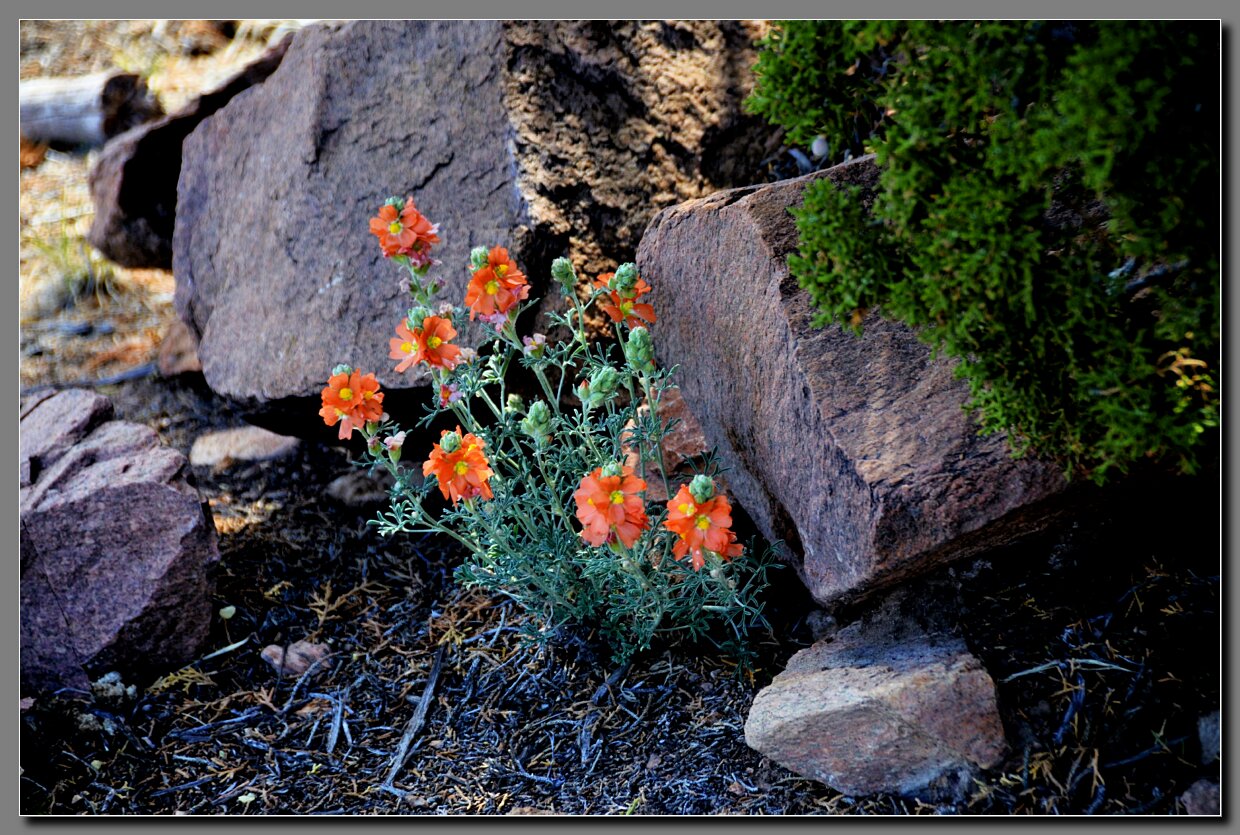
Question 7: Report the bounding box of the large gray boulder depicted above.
[172,20,773,433]
[637,157,1073,607]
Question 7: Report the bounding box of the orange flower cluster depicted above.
[369,198,440,261]
[390,315,462,373]
[595,272,656,329]
[663,484,743,571]
[573,465,649,548]
[319,369,384,441]
[465,246,529,321]
[424,429,494,504]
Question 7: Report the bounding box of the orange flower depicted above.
[369,198,440,261]
[319,369,384,441]
[573,465,649,548]
[464,246,529,320]
[423,428,494,504]
[663,483,743,571]
[595,272,656,328]
[390,315,461,372]
[389,320,420,373]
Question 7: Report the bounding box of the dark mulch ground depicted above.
[18,370,1220,816]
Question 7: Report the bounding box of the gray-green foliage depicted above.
[364,260,778,665]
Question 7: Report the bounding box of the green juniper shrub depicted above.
[748,21,1219,482]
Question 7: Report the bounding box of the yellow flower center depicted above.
[362,390,373,400]
[427,336,443,349]
[339,387,353,401]
[678,503,694,515]
[388,221,403,235]
[495,264,509,278]
[695,515,711,530]
[401,341,414,354]
[454,461,470,475]
[484,280,499,296]
[620,301,634,315]
[610,490,626,505]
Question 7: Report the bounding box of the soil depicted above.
[18,20,1221,817]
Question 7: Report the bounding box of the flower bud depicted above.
[407,306,432,330]
[469,246,490,271]
[624,326,656,373]
[439,431,462,453]
[600,461,624,478]
[609,263,639,298]
[506,393,525,414]
[520,400,553,442]
[689,474,715,504]
[585,366,620,406]
[384,196,405,210]
[331,363,353,377]
[551,257,577,294]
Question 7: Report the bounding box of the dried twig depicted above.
[383,646,445,788]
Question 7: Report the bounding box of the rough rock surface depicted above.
[20,390,219,692]
[87,39,288,268]
[744,589,1006,800]
[188,425,300,468]
[637,156,1072,606]
[156,318,203,377]
[172,20,772,432]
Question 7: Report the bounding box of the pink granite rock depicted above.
[20,390,219,692]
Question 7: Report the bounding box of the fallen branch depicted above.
[383,646,445,788]
[20,72,162,147]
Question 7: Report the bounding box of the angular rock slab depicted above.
[173,20,770,432]
[744,590,1006,800]
[637,156,1070,606]
[20,391,220,692]
[87,39,289,268]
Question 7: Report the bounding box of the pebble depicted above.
[189,426,299,468]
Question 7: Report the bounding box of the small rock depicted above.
[1199,711,1220,765]
[260,640,330,678]
[156,318,202,377]
[1180,779,1220,816]
[657,387,712,476]
[745,589,1006,801]
[189,425,299,468]
[90,671,136,704]
[325,468,399,507]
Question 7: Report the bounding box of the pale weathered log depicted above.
[19,72,163,147]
